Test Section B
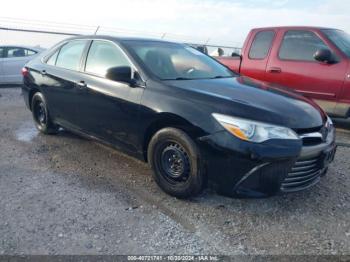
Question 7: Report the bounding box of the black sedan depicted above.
[22,36,336,198]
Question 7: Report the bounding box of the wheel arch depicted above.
[142,112,206,162]
[28,88,41,111]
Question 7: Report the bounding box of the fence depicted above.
[0,17,242,56]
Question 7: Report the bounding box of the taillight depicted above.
[21,67,29,77]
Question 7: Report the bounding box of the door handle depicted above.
[268,67,282,73]
[76,81,87,89]
[41,70,47,76]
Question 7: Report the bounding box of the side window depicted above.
[46,50,59,66]
[56,41,87,71]
[7,47,27,58]
[0,47,4,58]
[85,41,131,77]
[279,30,329,61]
[249,31,275,59]
[3,47,37,58]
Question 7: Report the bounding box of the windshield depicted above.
[322,29,350,58]
[123,41,236,80]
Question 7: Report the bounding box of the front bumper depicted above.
[198,128,336,198]
[279,140,336,193]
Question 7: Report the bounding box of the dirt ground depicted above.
[0,87,349,255]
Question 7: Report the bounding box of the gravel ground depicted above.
[0,87,349,255]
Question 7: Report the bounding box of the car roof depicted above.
[0,45,45,52]
[64,35,179,44]
[252,26,337,31]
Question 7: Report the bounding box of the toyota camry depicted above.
[22,36,336,198]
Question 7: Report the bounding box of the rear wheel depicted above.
[148,128,205,198]
[31,92,59,134]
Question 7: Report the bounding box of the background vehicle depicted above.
[215,27,350,118]
[0,45,44,85]
[22,36,335,198]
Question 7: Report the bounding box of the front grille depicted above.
[295,126,326,146]
[281,156,323,192]
[301,136,323,146]
[294,126,322,135]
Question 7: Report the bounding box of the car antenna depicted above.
[94,26,100,35]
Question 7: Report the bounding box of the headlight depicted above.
[325,116,334,131]
[325,116,334,138]
[212,113,299,143]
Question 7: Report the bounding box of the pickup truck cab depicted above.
[216,27,350,118]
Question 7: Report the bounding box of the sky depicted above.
[0,0,350,47]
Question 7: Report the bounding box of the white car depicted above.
[0,46,44,85]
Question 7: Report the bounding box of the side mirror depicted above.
[314,49,335,64]
[106,66,133,84]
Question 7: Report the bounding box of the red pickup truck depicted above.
[216,26,350,118]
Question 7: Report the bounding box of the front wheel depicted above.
[148,128,205,198]
[31,92,59,134]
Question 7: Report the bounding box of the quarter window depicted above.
[46,50,59,66]
[279,30,329,61]
[26,49,37,56]
[85,41,131,77]
[56,41,87,71]
[249,31,275,59]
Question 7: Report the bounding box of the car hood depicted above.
[163,76,326,130]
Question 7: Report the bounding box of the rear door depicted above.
[2,47,38,84]
[240,30,276,81]
[266,29,348,114]
[40,40,90,128]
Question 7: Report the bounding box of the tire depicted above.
[31,92,59,134]
[148,127,205,198]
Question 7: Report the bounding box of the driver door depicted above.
[266,29,347,114]
[74,40,144,153]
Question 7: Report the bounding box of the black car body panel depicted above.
[22,36,336,197]
[162,77,325,130]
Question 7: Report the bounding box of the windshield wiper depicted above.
[162,76,232,80]
[211,75,232,79]
[162,77,194,80]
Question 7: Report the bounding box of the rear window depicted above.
[279,30,329,61]
[249,31,275,59]
[56,41,87,71]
